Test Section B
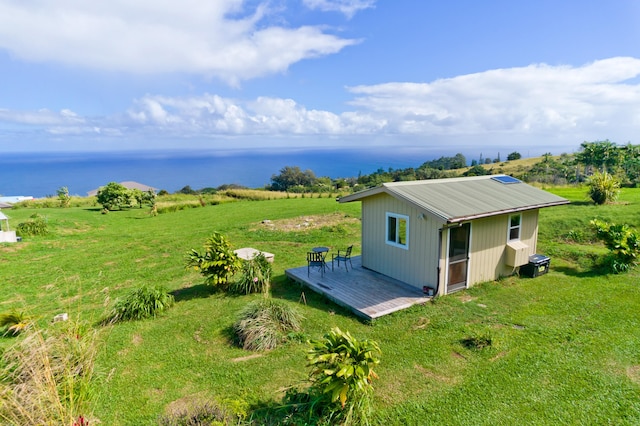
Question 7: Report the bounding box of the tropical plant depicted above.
[230,253,272,295]
[590,219,640,273]
[16,213,48,237]
[57,186,71,208]
[185,232,242,288]
[0,309,31,336]
[586,171,620,205]
[0,320,99,425]
[233,299,302,351]
[106,285,174,323]
[305,327,381,425]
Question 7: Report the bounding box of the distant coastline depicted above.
[1,147,454,198]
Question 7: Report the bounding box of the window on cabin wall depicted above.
[386,212,409,249]
[508,213,522,241]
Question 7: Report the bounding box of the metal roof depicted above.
[338,175,569,223]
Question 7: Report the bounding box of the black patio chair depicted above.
[332,245,353,272]
[307,251,326,277]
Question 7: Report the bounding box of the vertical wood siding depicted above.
[361,193,542,291]
[468,209,539,285]
[361,194,444,290]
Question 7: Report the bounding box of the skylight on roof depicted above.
[491,175,521,184]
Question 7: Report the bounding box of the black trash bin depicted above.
[520,254,550,278]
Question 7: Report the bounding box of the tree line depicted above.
[267,141,640,192]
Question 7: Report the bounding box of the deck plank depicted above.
[285,256,430,320]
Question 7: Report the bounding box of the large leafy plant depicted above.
[590,219,640,273]
[305,327,381,425]
[186,232,242,288]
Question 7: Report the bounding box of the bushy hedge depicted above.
[16,214,48,237]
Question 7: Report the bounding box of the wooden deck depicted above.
[285,256,430,320]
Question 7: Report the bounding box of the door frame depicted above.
[445,223,471,294]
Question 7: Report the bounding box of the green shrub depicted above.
[0,310,31,336]
[586,171,620,204]
[590,219,640,273]
[304,327,381,425]
[185,232,242,289]
[106,285,174,323]
[230,254,272,295]
[233,299,302,351]
[16,213,48,237]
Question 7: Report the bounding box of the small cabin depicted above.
[338,175,569,296]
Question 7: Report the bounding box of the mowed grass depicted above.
[1,189,639,425]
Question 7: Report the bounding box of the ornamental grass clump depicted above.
[230,253,272,295]
[586,171,620,205]
[0,320,100,425]
[233,299,303,351]
[106,285,174,323]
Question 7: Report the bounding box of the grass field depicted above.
[1,188,639,425]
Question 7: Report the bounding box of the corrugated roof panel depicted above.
[339,175,569,222]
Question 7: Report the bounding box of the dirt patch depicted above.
[451,351,466,360]
[490,351,508,362]
[414,364,458,384]
[459,294,476,303]
[231,353,263,362]
[255,212,359,232]
[627,365,640,384]
[0,243,26,253]
[413,317,431,330]
[131,334,143,346]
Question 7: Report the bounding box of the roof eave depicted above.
[446,200,570,224]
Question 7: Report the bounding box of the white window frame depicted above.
[386,212,409,249]
[508,213,522,241]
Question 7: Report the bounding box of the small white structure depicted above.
[0,211,18,243]
[0,196,33,204]
[234,247,275,263]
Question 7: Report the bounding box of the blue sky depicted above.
[1,0,640,157]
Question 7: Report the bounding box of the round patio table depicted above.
[312,246,329,253]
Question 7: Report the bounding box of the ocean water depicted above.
[1,148,451,198]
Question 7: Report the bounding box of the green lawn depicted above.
[1,189,639,425]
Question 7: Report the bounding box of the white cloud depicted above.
[2,57,640,153]
[0,0,357,84]
[122,58,640,140]
[0,108,85,126]
[346,57,640,136]
[303,0,376,18]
